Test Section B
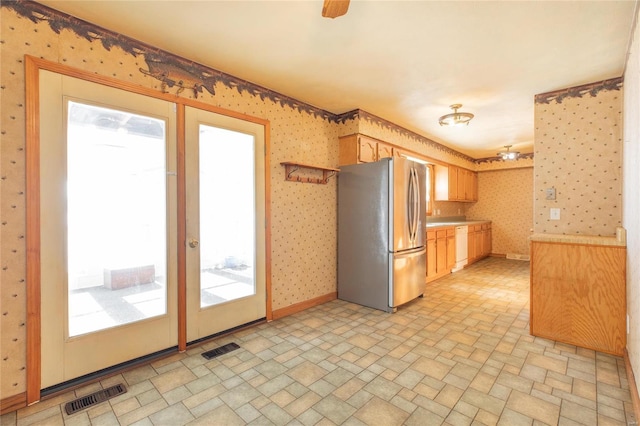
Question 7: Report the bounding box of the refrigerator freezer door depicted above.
[391,158,426,252]
[389,247,426,308]
[338,160,392,312]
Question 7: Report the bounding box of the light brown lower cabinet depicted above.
[446,231,456,270]
[467,222,491,266]
[482,224,492,255]
[530,240,626,356]
[426,235,437,278]
[427,226,456,283]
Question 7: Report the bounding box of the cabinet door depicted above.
[448,167,458,200]
[468,172,478,201]
[426,235,437,278]
[358,135,378,163]
[377,142,393,160]
[464,171,474,201]
[446,234,456,269]
[482,225,491,256]
[475,229,483,259]
[457,169,466,201]
[467,230,476,262]
[436,230,447,273]
[338,134,358,166]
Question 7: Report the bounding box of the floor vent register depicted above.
[201,342,240,360]
[64,383,127,415]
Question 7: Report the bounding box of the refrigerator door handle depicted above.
[409,167,419,245]
[413,168,419,244]
[408,167,416,244]
[410,168,415,244]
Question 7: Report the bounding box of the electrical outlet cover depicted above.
[550,208,560,220]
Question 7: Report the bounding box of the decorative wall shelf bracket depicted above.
[280,162,340,184]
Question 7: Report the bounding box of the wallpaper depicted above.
[466,168,534,256]
[623,3,640,404]
[0,2,489,398]
[534,79,623,236]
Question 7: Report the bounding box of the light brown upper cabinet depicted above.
[339,133,396,166]
[435,164,477,202]
[466,172,478,202]
[448,166,458,200]
[377,142,394,160]
[457,168,467,200]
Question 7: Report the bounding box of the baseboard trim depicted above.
[625,349,640,425]
[272,292,337,320]
[1,392,27,415]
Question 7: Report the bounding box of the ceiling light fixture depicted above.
[497,145,520,161]
[438,104,474,127]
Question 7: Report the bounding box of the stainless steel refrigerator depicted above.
[338,157,426,313]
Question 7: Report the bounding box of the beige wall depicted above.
[533,81,623,235]
[623,2,640,405]
[0,3,479,398]
[467,167,534,256]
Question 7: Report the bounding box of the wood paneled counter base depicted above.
[530,236,626,356]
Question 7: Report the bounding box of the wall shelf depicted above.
[280,162,339,184]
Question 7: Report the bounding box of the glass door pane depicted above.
[66,101,168,337]
[198,125,256,308]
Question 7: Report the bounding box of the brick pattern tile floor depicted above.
[1,258,635,425]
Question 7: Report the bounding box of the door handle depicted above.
[188,238,199,248]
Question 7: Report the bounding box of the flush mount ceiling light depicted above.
[438,104,474,127]
[498,145,520,161]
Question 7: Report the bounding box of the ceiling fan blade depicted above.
[322,0,350,19]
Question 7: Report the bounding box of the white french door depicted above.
[39,70,178,388]
[184,107,266,342]
[38,70,267,389]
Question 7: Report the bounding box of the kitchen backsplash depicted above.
[432,202,469,218]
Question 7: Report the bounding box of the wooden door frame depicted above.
[24,55,272,404]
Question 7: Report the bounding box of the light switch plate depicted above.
[550,208,560,220]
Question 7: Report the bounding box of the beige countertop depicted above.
[529,228,626,247]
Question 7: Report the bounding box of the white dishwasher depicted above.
[452,226,468,272]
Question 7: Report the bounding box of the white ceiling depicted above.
[37,0,636,159]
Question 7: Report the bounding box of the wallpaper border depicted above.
[3,0,338,120]
[475,152,535,164]
[535,77,623,105]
